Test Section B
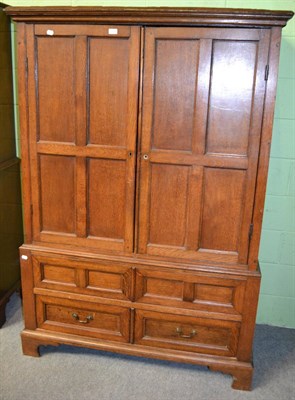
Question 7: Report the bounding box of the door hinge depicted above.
[265,65,269,81]
[249,223,254,240]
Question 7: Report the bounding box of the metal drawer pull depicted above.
[72,313,93,324]
[176,327,196,339]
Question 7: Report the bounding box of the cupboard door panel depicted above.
[206,41,257,156]
[88,158,126,240]
[36,37,75,143]
[152,39,199,151]
[138,27,270,265]
[89,37,129,147]
[149,164,189,247]
[200,168,246,252]
[39,155,76,235]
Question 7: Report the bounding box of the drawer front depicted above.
[36,295,130,342]
[135,268,246,315]
[134,309,240,356]
[33,254,133,301]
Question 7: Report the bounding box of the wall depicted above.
[5,0,295,328]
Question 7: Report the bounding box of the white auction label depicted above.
[108,28,118,35]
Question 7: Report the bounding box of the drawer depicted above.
[36,295,130,343]
[33,254,133,301]
[135,268,246,315]
[134,309,239,357]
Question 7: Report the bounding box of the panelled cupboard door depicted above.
[138,27,270,265]
[26,25,140,253]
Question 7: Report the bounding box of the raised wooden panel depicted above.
[85,268,133,300]
[149,164,189,247]
[200,168,246,252]
[86,268,134,300]
[146,277,183,300]
[33,254,133,300]
[36,37,75,143]
[206,40,257,156]
[43,265,76,286]
[36,295,130,342]
[88,37,129,147]
[134,309,240,356]
[135,268,246,315]
[152,38,199,151]
[194,284,233,305]
[39,155,76,234]
[34,260,77,290]
[88,270,121,291]
[88,158,126,240]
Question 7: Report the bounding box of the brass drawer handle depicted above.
[72,313,93,324]
[176,327,196,339]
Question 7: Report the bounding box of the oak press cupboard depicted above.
[6,6,293,390]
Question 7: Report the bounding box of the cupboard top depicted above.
[5,6,293,27]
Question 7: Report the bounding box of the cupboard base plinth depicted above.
[209,364,253,391]
[21,329,254,390]
[21,334,40,357]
